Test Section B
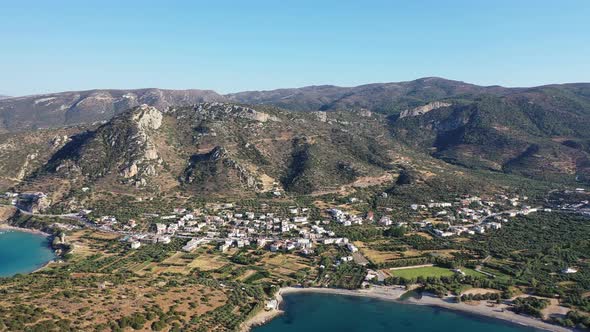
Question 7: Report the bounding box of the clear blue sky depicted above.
[1,0,589,96]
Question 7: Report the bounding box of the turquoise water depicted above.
[254,293,543,332]
[0,230,55,277]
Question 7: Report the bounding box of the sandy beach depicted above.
[406,294,572,332]
[241,285,573,332]
[0,224,51,237]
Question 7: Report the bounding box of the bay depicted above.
[0,230,55,277]
[254,293,543,332]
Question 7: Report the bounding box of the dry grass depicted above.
[188,253,229,271]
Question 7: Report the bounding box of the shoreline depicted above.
[0,224,51,237]
[0,223,57,275]
[241,286,573,332]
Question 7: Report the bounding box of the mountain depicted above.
[2,78,590,208]
[0,95,11,100]
[226,77,517,113]
[15,103,403,208]
[2,78,587,132]
[390,83,590,185]
[0,88,224,132]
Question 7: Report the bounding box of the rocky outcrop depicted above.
[312,111,328,122]
[116,106,164,186]
[121,163,139,178]
[132,104,163,131]
[399,101,452,118]
[182,146,263,191]
[16,153,38,180]
[193,103,280,123]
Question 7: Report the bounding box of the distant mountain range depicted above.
[0,88,223,132]
[2,77,590,133]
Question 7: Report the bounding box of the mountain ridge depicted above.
[3,78,589,133]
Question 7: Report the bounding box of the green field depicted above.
[462,268,487,278]
[390,266,455,279]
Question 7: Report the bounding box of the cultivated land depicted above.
[1,78,590,331]
[389,266,455,279]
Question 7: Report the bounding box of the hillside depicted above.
[1,79,589,208]
[0,88,223,132]
[12,103,409,209]
[390,84,590,185]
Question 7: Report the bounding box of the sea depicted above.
[253,292,543,332]
[0,230,56,277]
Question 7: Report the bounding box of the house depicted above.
[487,222,502,230]
[378,216,392,226]
[182,238,208,252]
[237,239,250,248]
[346,243,359,253]
[562,267,578,274]
[265,299,278,311]
[292,216,308,223]
[219,243,231,252]
[453,268,466,276]
[158,236,171,244]
[270,242,283,252]
[155,223,167,234]
[322,238,335,245]
[334,238,349,245]
[257,238,268,248]
[297,238,312,249]
[167,224,179,233]
[433,229,454,237]
[130,241,141,249]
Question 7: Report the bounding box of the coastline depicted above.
[239,291,285,332]
[241,286,573,332]
[0,223,56,275]
[0,224,51,237]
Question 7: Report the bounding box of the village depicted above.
[1,188,588,279]
[1,187,589,331]
[2,189,588,258]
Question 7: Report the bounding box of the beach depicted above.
[242,286,573,332]
[0,224,51,237]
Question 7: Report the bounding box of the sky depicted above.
[1,0,589,96]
